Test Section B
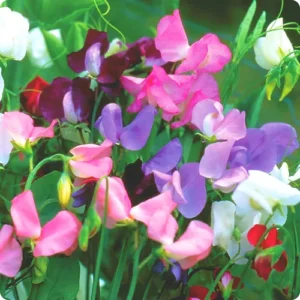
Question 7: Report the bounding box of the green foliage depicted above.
[28,256,80,300]
[65,22,89,53]
[162,0,180,14]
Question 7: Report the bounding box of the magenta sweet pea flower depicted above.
[155,9,232,74]
[95,177,132,228]
[69,140,113,183]
[11,191,81,257]
[3,111,57,148]
[39,77,94,124]
[95,103,157,151]
[153,163,206,218]
[0,225,22,277]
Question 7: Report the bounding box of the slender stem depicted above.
[86,253,90,300]
[142,274,153,300]
[292,213,299,298]
[11,279,20,300]
[157,281,167,300]
[138,253,155,271]
[38,198,57,212]
[90,177,109,300]
[127,236,146,300]
[29,154,34,172]
[108,237,130,300]
[90,91,104,143]
[248,86,266,128]
[25,154,66,190]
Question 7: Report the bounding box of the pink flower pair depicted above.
[131,192,213,269]
[11,190,81,257]
[155,9,232,74]
[121,67,220,128]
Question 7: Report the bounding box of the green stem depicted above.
[108,237,130,300]
[38,198,58,212]
[138,253,155,271]
[142,274,153,300]
[90,177,109,300]
[292,213,299,298]
[12,279,20,300]
[127,236,147,300]
[25,154,66,190]
[248,86,266,128]
[29,154,34,172]
[157,281,167,300]
[90,91,104,143]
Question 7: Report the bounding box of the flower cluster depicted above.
[0,2,300,300]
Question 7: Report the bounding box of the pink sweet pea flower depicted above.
[121,66,187,114]
[69,140,113,183]
[0,113,13,165]
[163,221,213,270]
[3,111,57,148]
[95,177,132,228]
[0,225,23,277]
[155,10,232,74]
[11,190,81,257]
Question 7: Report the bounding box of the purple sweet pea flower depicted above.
[142,138,182,176]
[72,182,95,208]
[154,163,206,218]
[39,77,94,123]
[95,103,157,151]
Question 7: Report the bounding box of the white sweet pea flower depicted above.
[271,162,300,184]
[232,170,300,226]
[27,27,62,68]
[0,113,13,165]
[254,18,294,70]
[211,200,261,264]
[0,7,29,61]
[0,67,4,101]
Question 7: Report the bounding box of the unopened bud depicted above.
[86,207,101,237]
[233,227,241,242]
[57,172,72,209]
[79,223,90,252]
[33,256,49,284]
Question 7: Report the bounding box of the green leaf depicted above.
[179,129,194,163]
[65,22,89,53]
[235,0,256,56]
[162,0,180,14]
[0,275,9,297]
[25,0,104,25]
[31,171,61,225]
[41,29,73,77]
[28,256,80,300]
[247,11,266,45]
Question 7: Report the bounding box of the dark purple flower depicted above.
[142,138,182,176]
[39,77,94,124]
[72,182,95,208]
[95,103,157,151]
[67,30,109,76]
[154,163,206,218]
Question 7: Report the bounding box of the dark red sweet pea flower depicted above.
[21,76,49,116]
[247,224,287,281]
[39,77,94,124]
[67,30,109,76]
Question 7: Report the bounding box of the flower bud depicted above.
[57,172,72,209]
[86,207,101,237]
[32,256,49,284]
[78,223,90,252]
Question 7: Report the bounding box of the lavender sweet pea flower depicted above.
[142,138,182,176]
[95,103,157,151]
[154,163,206,218]
[39,77,93,124]
[72,182,95,208]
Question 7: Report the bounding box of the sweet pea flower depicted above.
[254,18,294,70]
[0,225,22,277]
[192,99,247,192]
[142,138,182,176]
[0,7,29,61]
[21,76,49,117]
[153,163,206,218]
[3,111,57,148]
[163,220,213,270]
[27,27,62,68]
[95,177,132,228]
[69,140,113,184]
[11,191,81,257]
[247,224,287,280]
[95,103,157,151]
[232,170,300,226]
[0,113,13,165]
[39,77,94,124]
[0,67,4,101]
[211,200,261,264]
[155,9,231,74]
[271,162,300,184]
